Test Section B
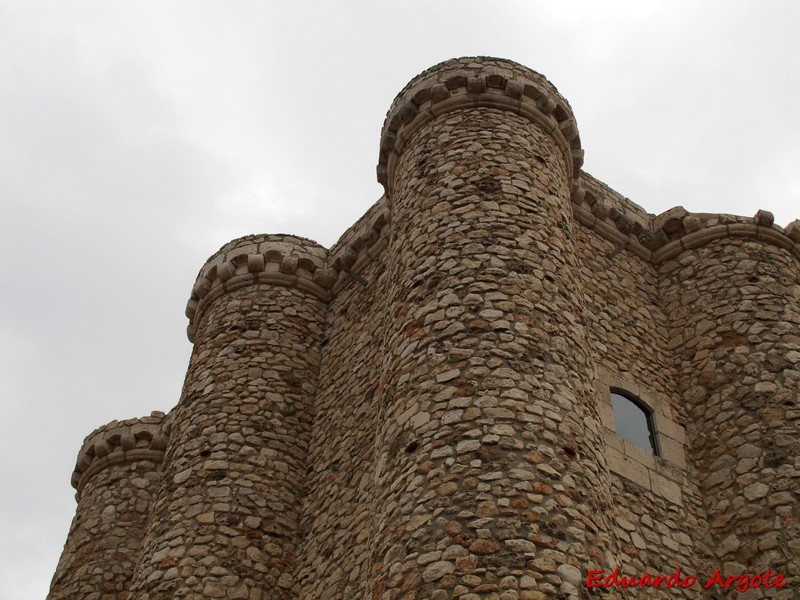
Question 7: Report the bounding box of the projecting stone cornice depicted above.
[327,198,390,289]
[184,206,392,342]
[185,234,336,342]
[71,412,171,499]
[184,180,797,341]
[377,57,583,197]
[571,174,800,265]
[651,212,800,265]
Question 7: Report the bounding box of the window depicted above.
[611,390,658,455]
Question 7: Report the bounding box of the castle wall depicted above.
[48,56,800,600]
[47,415,168,600]
[370,58,618,599]
[573,201,715,595]
[295,214,389,598]
[659,232,800,593]
[129,236,331,599]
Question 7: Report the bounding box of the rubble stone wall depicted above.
[369,56,619,600]
[295,212,390,599]
[128,236,330,599]
[48,56,800,599]
[659,235,800,597]
[574,208,716,598]
[48,415,168,600]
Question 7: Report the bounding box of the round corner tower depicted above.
[129,234,334,599]
[47,413,170,599]
[656,211,800,581]
[370,57,618,598]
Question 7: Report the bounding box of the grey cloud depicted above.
[1,2,798,597]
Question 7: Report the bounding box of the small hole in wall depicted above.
[404,441,419,454]
[562,446,577,458]
[200,449,211,457]
[748,276,759,283]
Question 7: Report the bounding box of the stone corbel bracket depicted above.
[327,197,391,292]
[185,234,336,342]
[71,412,171,499]
[377,57,584,198]
[571,176,800,265]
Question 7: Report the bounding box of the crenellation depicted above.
[49,56,799,599]
[70,412,172,495]
[50,412,171,600]
[378,57,582,198]
[186,234,334,342]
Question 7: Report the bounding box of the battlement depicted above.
[50,56,800,600]
[70,411,171,497]
[327,197,390,289]
[378,56,583,195]
[186,234,336,341]
[572,176,800,263]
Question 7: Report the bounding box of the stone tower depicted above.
[49,57,799,599]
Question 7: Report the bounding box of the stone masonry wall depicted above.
[48,414,169,600]
[48,56,800,599]
[659,234,800,598]
[129,236,330,599]
[294,204,390,599]
[371,58,618,599]
[574,184,715,597]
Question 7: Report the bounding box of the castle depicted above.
[48,57,799,599]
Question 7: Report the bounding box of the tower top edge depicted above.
[70,412,172,496]
[389,56,565,113]
[200,233,328,270]
[377,56,583,195]
[189,233,331,301]
[185,234,337,341]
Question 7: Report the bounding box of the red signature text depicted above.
[586,568,788,592]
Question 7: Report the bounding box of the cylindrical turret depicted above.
[371,57,617,599]
[658,212,800,585]
[47,413,169,600]
[129,234,333,599]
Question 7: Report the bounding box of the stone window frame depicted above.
[596,368,688,505]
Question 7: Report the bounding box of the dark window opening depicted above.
[611,390,658,455]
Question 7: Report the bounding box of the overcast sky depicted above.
[1,1,798,597]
